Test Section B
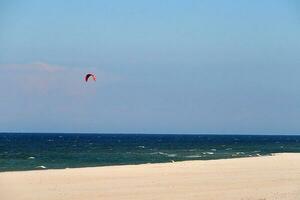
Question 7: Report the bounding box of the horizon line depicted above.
[1,132,300,136]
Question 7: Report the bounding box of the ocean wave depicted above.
[202,152,214,155]
[156,151,177,157]
[234,152,245,155]
[36,165,46,169]
[188,149,196,152]
[185,155,202,158]
[27,157,35,159]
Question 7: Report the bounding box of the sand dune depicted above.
[1,153,300,200]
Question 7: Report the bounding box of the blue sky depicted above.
[0,0,300,133]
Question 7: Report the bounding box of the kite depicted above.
[85,73,96,82]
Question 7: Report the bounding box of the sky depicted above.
[0,0,300,134]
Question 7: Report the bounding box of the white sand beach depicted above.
[1,153,300,200]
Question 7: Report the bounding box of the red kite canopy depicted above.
[85,73,96,82]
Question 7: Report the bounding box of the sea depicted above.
[1,133,300,172]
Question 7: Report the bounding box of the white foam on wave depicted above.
[157,152,177,157]
[232,152,245,156]
[36,165,46,169]
[185,155,202,158]
[28,157,35,159]
[203,152,214,155]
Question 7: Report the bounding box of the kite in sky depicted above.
[85,73,96,82]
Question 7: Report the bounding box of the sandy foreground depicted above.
[1,153,300,200]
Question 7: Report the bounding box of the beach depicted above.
[1,153,300,200]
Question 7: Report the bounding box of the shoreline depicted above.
[0,153,276,173]
[1,153,300,200]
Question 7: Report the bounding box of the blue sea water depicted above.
[1,133,300,172]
